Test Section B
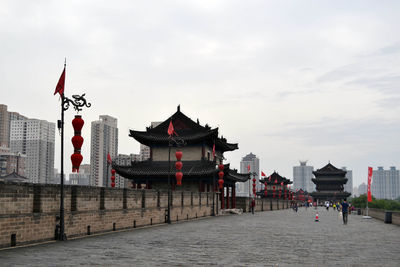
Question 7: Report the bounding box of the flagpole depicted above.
[55,59,91,240]
[59,60,66,241]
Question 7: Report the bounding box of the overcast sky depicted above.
[1,1,400,188]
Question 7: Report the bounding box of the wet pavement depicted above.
[0,207,399,266]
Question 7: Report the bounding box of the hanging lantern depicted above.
[71,115,84,172]
[218,177,224,189]
[111,169,116,175]
[175,161,183,170]
[264,182,267,197]
[218,164,224,171]
[175,150,182,161]
[175,172,183,186]
[71,153,83,173]
[111,182,115,187]
[175,151,183,186]
[71,135,84,150]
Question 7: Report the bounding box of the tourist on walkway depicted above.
[341,199,349,224]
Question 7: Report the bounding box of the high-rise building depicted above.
[237,152,259,197]
[10,119,55,183]
[139,121,162,161]
[353,186,359,197]
[358,182,367,195]
[342,167,353,196]
[0,146,26,177]
[69,164,90,185]
[372,166,400,200]
[0,104,27,147]
[293,161,314,192]
[113,154,141,188]
[90,115,118,187]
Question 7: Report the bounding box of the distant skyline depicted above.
[1,1,400,187]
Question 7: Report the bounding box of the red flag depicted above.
[54,66,65,96]
[274,179,277,184]
[281,182,283,186]
[107,153,112,165]
[268,176,271,181]
[247,165,250,171]
[261,171,266,177]
[212,143,215,158]
[167,121,174,136]
[367,166,373,202]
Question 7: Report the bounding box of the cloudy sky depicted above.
[1,1,400,188]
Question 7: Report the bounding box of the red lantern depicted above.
[71,153,83,172]
[175,161,183,170]
[218,164,224,171]
[71,135,84,150]
[175,172,183,185]
[218,171,224,179]
[218,178,224,189]
[111,175,115,182]
[175,150,182,161]
[111,169,116,175]
[72,115,84,133]
[111,182,115,187]
[71,115,85,172]
[252,178,256,183]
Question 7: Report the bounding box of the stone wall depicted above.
[0,182,219,248]
[364,208,400,225]
[236,197,290,212]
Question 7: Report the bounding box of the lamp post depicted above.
[166,135,185,224]
[57,93,90,240]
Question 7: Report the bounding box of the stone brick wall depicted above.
[236,197,290,212]
[0,182,219,248]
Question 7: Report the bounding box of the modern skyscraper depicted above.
[90,115,118,187]
[0,104,27,147]
[237,152,259,197]
[69,164,90,185]
[342,167,353,196]
[139,121,162,161]
[358,182,367,195]
[293,161,314,192]
[0,146,26,177]
[372,166,400,200]
[10,119,55,183]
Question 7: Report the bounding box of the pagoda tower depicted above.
[113,106,249,209]
[310,163,351,203]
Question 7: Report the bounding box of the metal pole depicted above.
[167,144,171,224]
[106,162,109,187]
[212,160,216,216]
[59,95,66,240]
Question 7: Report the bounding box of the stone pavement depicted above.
[1,207,399,266]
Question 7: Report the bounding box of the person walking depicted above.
[341,199,349,225]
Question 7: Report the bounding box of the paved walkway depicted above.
[1,207,399,266]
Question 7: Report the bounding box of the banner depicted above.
[367,166,373,202]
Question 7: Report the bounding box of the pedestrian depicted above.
[341,199,349,225]
[326,201,329,211]
[251,198,255,214]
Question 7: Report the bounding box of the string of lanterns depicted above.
[175,150,183,186]
[71,115,84,172]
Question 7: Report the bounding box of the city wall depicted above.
[0,182,219,248]
[236,197,290,212]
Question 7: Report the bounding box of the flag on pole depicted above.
[167,120,176,136]
[212,142,215,158]
[247,165,250,171]
[367,166,373,202]
[268,176,271,181]
[107,153,112,165]
[261,171,266,177]
[54,66,65,96]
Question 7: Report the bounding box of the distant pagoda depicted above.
[310,163,351,202]
[113,106,249,209]
[257,171,292,199]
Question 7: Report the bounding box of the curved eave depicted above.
[215,138,238,152]
[312,178,348,183]
[129,129,218,146]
